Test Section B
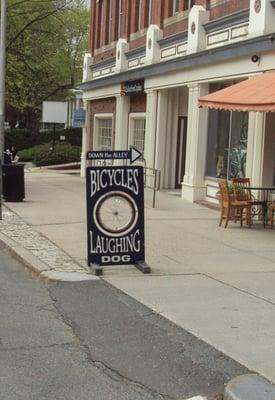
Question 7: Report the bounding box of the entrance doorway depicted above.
[175,117,187,188]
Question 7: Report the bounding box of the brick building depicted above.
[80,0,275,203]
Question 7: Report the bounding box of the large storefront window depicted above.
[206,110,248,180]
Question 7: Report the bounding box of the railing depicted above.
[88,157,160,208]
[143,166,161,209]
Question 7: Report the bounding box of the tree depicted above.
[6,0,89,127]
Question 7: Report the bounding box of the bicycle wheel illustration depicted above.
[93,191,138,237]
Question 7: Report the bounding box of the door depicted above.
[175,117,187,188]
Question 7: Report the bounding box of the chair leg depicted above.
[262,205,266,228]
[247,207,252,227]
[225,208,230,228]
[271,209,274,229]
[219,207,223,227]
[240,208,243,226]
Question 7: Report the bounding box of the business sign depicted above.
[121,79,144,96]
[86,165,149,274]
[86,147,142,164]
[73,108,86,128]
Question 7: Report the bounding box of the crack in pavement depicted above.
[46,286,176,400]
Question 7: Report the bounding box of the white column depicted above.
[115,95,130,150]
[154,89,169,188]
[246,112,266,186]
[80,101,91,178]
[182,83,209,202]
[144,90,158,169]
[167,88,179,189]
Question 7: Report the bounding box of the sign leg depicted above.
[134,261,151,274]
[89,263,103,276]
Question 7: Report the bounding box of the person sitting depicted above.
[3,149,12,164]
[10,146,18,162]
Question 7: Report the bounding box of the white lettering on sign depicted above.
[101,255,131,264]
[113,151,128,158]
[90,229,141,254]
[90,168,139,198]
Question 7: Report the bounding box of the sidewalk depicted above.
[1,168,275,385]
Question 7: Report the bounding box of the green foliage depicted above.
[5,127,82,150]
[18,142,81,166]
[6,0,89,116]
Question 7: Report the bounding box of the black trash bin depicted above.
[2,163,25,202]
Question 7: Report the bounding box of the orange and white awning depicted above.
[198,72,275,112]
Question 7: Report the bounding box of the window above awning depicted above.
[198,72,275,112]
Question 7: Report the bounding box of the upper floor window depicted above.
[117,0,123,39]
[138,0,152,30]
[138,0,143,31]
[109,0,113,43]
[100,1,104,47]
[148,0,152,26]
[183,0,195,10]
[173,0,179,14]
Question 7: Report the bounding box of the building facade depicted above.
[80,0,275,203]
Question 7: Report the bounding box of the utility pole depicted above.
[0,0,7,220]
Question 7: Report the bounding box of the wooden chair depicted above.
[218,179,252,228]
[232,178,265,226]
[269,203,275,229]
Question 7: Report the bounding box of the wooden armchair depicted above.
[269,203,275,229]
[218,179,252,228]
[232,178,265,226]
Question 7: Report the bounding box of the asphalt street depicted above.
[0,247,249,400]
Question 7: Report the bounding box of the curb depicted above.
[0,231,98,282]
[224,374,275,400]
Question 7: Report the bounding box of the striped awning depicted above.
[198,72,275,112]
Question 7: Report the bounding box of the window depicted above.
[95,117,113,150]
[138,0,142,30]
[132,118,146,153]
[100,1,104,47]
[173,0,179,14]
[108,0,113,43]
[148,0,152,26]
[117,0,123,39]
[205,110,248,180]
[183,0,194,10]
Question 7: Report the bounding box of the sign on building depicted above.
[86,165,150,275]
[73,108,86,128]
[121,79,144,96]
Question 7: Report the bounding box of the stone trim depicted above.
[163,10,189,27]
[158,31,188,48]
[125,46,146,59]
[94,42,117,56]
[79,33,275,91]
[91,57,116,71]
[204,9,249,33]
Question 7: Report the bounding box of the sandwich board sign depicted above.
[86,162,150,276]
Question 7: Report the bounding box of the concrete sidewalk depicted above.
[1,168,275,385]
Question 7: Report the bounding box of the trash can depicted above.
[2,163,25,202]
